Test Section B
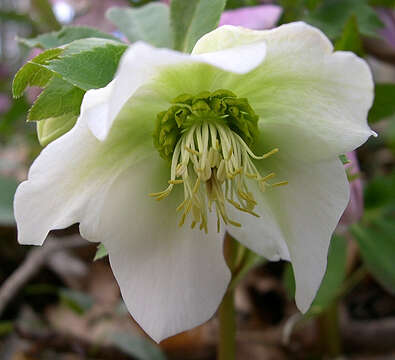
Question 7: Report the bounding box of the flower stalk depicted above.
[217,233,239,360]
[318,300,342,357]
[218,288,236,360]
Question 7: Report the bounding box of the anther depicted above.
[260,172,276,182]
[168,179,183,184]
[262,148,279,158]
[271,181,289,187]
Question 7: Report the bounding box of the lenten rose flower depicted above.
[219,5,282,29]
[14,22,375,342]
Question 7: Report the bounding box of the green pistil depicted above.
[153,89,259,161]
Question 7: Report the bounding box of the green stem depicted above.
[31,0,61,31]
[217,289,236,360]
[217,234,238,360]
[318,300,342,357]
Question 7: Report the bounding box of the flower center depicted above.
[150,90,287,233]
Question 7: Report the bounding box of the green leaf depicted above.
[111,333,167,360]
[36,114,78,146]
[352,217,395,294]
[0,176,18,225]
[0,98,30,136]
[368,0,395,6]
[59,288,94,314]
[31,0,61,31]
[94,243,108,261]
[283,235,347,314]
[28,76,84,122]
[0,10,36,26]
[334,15,364,56]
[45,38,128,90]
[0,321,14,337]
[18,26,120,49]
[12,48,63,98]
[303,0,383,39]
[364,172,395,209]
[282,262,295,300]
[170,0,226,53]
[368,83,395,124]
[107,3,172,48]
[309,235,347,314]
[276,0,304,22]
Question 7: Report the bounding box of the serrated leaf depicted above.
[18,26,120,49]
[283,235,347,314]
[368,83,395,124]
[37,113,78,146]
[94,243,108,261]
[45,38,128,90]
[352,218,395,294]
[107,4,172,48]
[334,15,364,56]
[12,48,63,98]
[170,0,226,53]
[111,333,166,360]
[28,76,84,122]
[0,176,18,225]
[303,0,383,39]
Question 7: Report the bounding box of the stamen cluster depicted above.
[151,91,287,232]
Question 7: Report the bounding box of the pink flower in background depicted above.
[377,8,395,48]
[219,5,282,29]
[340,152,364,226]
[72,0,128,32]
[0,95,11,114]
[50,0,128,31]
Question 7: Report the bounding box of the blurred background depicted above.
[0,0,395,359]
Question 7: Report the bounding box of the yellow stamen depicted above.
[260,172,276,182]
[168,179,183,184]
[271,181,289,187]
[262,148,279,159]
[151,123,287,232]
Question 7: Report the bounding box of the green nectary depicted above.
[153,89,259,161]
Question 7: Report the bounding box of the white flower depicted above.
[14,22,374,342]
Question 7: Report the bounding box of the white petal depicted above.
[91,41,266,141]
[80,155,230,342]
[193,23,375,161]
[194,41,266,74]
[226,184,290,262]
[14,120,104,245]
[14,88,156,245]
[227,155,349,312]
[84,81,114,141]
